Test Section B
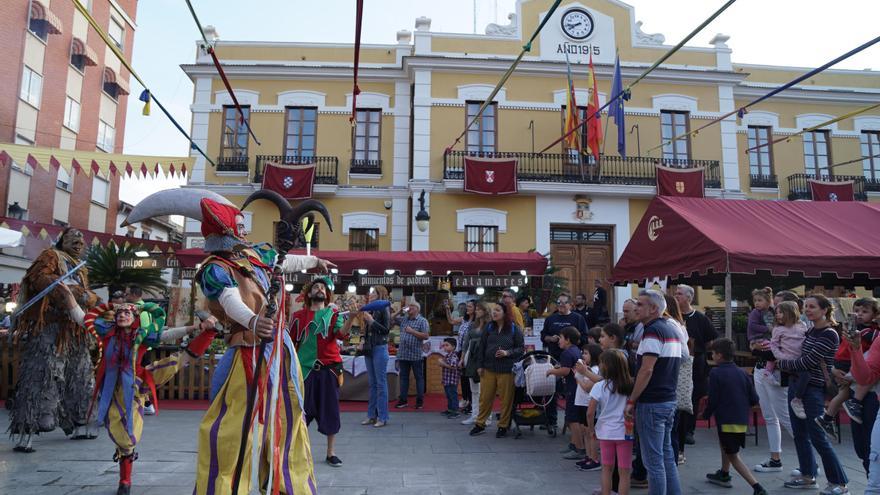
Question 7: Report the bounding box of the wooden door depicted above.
[550,226,614,318]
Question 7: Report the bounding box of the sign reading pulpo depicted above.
[357,274,433,288]
[118,255,180,270]
[452,275,527,288]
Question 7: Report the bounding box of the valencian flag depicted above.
[656,165,705,198]
[809,178,855,201]
[586,54,602,164]
[610,54,626,158]
[463,156,518,195]
[562,52,581,152]
[262,162,316,200]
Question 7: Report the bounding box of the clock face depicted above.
[561,8,595,41]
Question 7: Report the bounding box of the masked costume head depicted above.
[55,228,85,258]
[303,276,334,307]
[199,198,250,253]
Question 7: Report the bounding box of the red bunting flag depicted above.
[0,151,11,167]
[50,155,61,170]
[656,165,705,198]
[140,163,148,177]
[91,160,101,175]
[27,154,39,169]
[181,163,187,177]
[463,157,518,195]
[125,161,133,177]
[262,162,316,199]
[109,161,118,175]
[154,163,161,178]
[72,158,82,175]
[809,179,855,202]
[169,163,176,177]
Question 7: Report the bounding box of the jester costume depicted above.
[9,228,99,451]
[84,302,211,494]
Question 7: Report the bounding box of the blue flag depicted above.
[610,54,626,158]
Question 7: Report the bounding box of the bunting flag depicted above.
[169,163,176,177]
[562,52,581,152]
[27,154,40,170]
[91,159,101,175]
[109,161,118,175]
[140,163,148,178]
[0,151,11,167]
[586,54,602,164]
[181,163,187,177]
[262,162,316,200]
[139,89,151,116]
[50,155,61,170]
[463,157,518,195]
[125,161,133,177]
[0,217,181,252]
[72,158,82,175]
[154,163,162,178]
[656,165,705,198]
[809,179,855,201]
[610,54,626,158]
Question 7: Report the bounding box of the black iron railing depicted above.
[216,155,249,173]
[350,159,382,174]
[750,174,778,189]
[254,155,338,185]
[442,150,721,188]
[786,173,868,201]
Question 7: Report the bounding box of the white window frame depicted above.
[20,66,42,108]
[13,135,35,175]
[97,120,115,152]
[56,167,73,192]
[109,17,124,50]
[91,175,110,206]
[64,96,81,133]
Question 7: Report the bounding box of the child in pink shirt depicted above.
[766,302,808,418]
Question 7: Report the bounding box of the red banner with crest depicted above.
[656,165,705,198]
[809,179,855,202]
[463,157,518,195]
[262,162,316,200]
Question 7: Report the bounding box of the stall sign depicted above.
[452,275,527,288]
[118,255,180,270]
[284,272,339,284]
[180,267,197,280]
[357,274,433,287]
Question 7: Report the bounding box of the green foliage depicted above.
[85,242,167,296]
[523,257,567,314]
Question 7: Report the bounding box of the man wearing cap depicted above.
[290,276,349,467]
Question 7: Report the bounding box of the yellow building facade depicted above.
[181,0,880,312]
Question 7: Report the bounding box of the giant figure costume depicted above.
[123,188,334,495]
[8,228,98,452]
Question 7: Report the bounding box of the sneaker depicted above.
[447,412,460,419]
[564,449,586,460]
[843,399,863,424]
[394,401,409,409]
[684,432,695,445]
[790,398,807,419]
[495,427,508,438]
[372,420,386,428]
[754,486,769,495]
[630,477,648,488]
[360,418,376,425]
[819,483,849,495]
[754,458,783,472]
[814,415,838,442]
[461,416,476,425]
[415,401,424,410]
[560,443,577,454]
[469,425,486,436]
[143,404,156,416]
[677,453,686,465]
[440,410,452,416]
[578,459,602,472]
[325,455,343,467]
[784,477,818,489]
[706,470,732,488]
[575,458,592,467]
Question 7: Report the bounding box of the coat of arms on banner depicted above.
[675,181,685,194]
[485,170,495,183]
[574,195,593,222]
[283,176,294,189]
[828,192,838,202]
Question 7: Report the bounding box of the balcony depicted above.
[350,159,382,175]
[216,155,249,173]
[750,174,778,189]
[443,150,721,188]
[786,173,868,201]
[254,155,338,185]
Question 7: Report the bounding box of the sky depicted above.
[120,0,880,205]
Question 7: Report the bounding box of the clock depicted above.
[560,8,595,41]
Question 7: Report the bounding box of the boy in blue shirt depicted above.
[547,327,589,463]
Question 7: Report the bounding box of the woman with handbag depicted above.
[461,301,490,425]
[359,285,392,428]
[776,294,849,494]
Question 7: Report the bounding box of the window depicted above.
[29,9,49,42]
[141,230,151,240]
[861,130,880,181]
[353,109,381,164]
[284,107,317,159]
[97,120,115,152]
[102,69,121,100]
[349,228,379,252]
[91,176,109,205]
[56,167,73,192]
[465,101,496,153]
[747,126,773,177]
[109,18,124,50]
[20,67,42,108]
[54,220,68,228]
[660,110,690,163]
[465,225,498,253]
[803,130,831,177]
[64,97,80,132]
[221,105,250,160]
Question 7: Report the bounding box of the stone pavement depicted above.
[0,409,869,494]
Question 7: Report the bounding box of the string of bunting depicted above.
[828,151,880,171]
[446,0,565,152]
[0,142,190,178]
[71,0,215,167]
[744,102,880,153]
[648,34,880,155]
[0,217,180,253]
[539,0,739,153]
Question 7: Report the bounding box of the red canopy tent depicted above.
[612,196,880,336]
[174,248,547,276]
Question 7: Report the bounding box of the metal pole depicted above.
[630,124,641,157]
[724,272,733,340]
[529,120,535,153]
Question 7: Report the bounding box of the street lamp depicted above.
[415,190,430,232]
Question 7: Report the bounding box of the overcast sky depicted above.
[120,0,880,204]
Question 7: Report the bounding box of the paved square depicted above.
[0,409,868,494]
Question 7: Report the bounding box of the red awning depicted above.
[30,1,63,36]
[71,37,99,67]
[174,248,547,276]
[611,196,880,284]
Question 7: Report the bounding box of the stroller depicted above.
[510,350,558,439]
